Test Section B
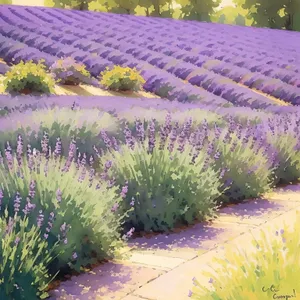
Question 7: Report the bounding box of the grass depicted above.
[190,211,300,300]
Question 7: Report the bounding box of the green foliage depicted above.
[242,0,300,30]
[190,211,300,299]
[0,0,12,4]
[212,5,252,26]
[100,66,146,92]
[0,147,126,273]
[47,0,93,10]
[101,121,223,232]
[3,61,55,95]
[0,211,58,300]
[50,57,92,86]
[177,0,222,21]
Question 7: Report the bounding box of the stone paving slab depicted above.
[121,295,152,300]
[215,198,300,225]
[49,262,164,300]
[128,220,253,253]
[126,252,186,270]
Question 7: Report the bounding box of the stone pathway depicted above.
[49,184,300,300]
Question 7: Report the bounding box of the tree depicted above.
[177,0,222,22]
[211,5,252,26]
[242,0,300,30]
[47,0,94,10]
[0,0,12,4]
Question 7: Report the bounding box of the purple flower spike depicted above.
[188,290,193,297]
[148,119,156,154]
[14,192,22,214]
[37,210,44,228]
[14,236,21,245]
[0,188,3,211]
[120,183,128,199]
[56,189,62,203]
[54,137,62,159]
[111,203,119,212]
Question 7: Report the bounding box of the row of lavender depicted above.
[18,9,299,92]
[0,6,298,108]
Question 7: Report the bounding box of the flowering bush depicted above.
[0,210,60,299]
[100,65,146,92]
[189,211,300,299]
[262,115,300,184]
[209,117,272,203]
[97,114,223,232]
[3,60,55,94]
[0,135,128,274]
[0,108,122,162]
[50,57,93,86]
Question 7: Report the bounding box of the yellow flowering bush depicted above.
[100,65,145,92]
[3,60,55,94]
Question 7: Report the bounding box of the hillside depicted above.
[0,5,299,109]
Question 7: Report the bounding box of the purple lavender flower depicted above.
[120,183,128,199]
[28,180,36,199]
[111,203,119,212]
[63,138,77,172]
[167,121,179,153]
[188,290,193,297]
[100,130,112,149]
[5,142,13,170]
[130,197,135,206]
[54,137,62,159]
[135,118,145,143]
[111,136,119,151]
[148,119,156,154]
[72,252,78,260]
[14,192,22,214]
[37,210,44,228]
[124,123,135,150]
[5,217,14,235]
[16,134,23,167]
[0,188,3,211]
[23,197,36,215]
[56,188,62,203]
[27,145,34,171]
[0,151,4,166]
[15,236,20,245]
[41,132,49,157]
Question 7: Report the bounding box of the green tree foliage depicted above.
[46,0,94,10]
[177,0,222,21]
[0,0,12,4]
[242,0,300,31]
[212,5,252,26]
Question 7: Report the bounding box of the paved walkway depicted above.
[49,184,300,300]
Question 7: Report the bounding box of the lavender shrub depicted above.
[0,136,128,275]
[98,114,223,232]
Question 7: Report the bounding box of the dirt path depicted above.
[48,184,300,300]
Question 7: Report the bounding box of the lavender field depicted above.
[0,3,300,300]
